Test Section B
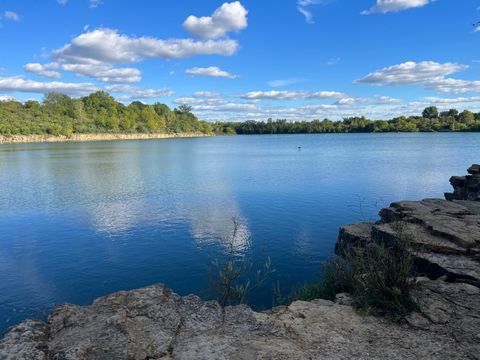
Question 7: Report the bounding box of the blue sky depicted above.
[0,0,479,121]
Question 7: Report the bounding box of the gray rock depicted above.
[445,164,480,201]
[0,284,473,359]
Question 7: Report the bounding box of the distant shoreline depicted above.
[0,132,210,145]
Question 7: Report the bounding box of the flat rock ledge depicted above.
[1,166,480,360]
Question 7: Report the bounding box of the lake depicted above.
[1,133,479,333]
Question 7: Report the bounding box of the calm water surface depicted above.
[1,133,479,333]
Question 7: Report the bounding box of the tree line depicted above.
[1,93,479,137]
[0,91,212,137]
[212,107,480,135]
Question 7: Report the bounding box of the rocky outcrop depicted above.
[1,165,480,359]
[337,165,480,358]
[0,132,209,145]
[1,283,478,359]
[445,164,480,201]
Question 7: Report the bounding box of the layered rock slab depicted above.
[0,283,475,360]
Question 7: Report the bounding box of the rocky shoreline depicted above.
[0,132,210,145]
[1,166,479,359]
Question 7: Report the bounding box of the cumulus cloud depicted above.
[174,97,224,105]
[52,28,239,64]
[24,61,141,83]
[61,62,141,83]
[3,11,20,21]
[183,2,248,39]
[194,102,257,112]
[241,90,346,100]
[193,91,220,98]
[356,61,480,93]
[335,97,358,105]
[242,91,307,100]
[0,76,98,95]
[193,97,480,123]
[307,91,347,99]
[105,85,173,101]
[362,0,432,15]
[24,63,62,79]
[375,95,401,103]
[185,66,238,79]
[27,27,239,84]
[425,96,480,104]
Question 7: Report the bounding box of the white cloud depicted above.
[3,11,20,21]
[425,96,480,104]
[335,97,357,105]
[375,95,401,103]
[175,97,224,105]
[24,61,141,83]
[194,102,257,112]
[175,97,207,105]
[297,7,314,24]
[183,2,248,39]
[30,27,239,85]
[0,95,15,102]
[307,91,347,99]
[297,0,328,24]
[356,61,480,93]
[24,63,62,79]
[242,90,307,100]
[105,85,173,101]
[0,76,98,95]
[53,28,239,64]
[193,98,480,123]
[362,0,432,15]
[193,91,220,98]
[57,0,68,5]
[185,66,238,79]
[475,25,480,33]
[241,90,346,100]
[61,62,141,83]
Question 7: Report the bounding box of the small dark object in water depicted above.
[298,146,302,150]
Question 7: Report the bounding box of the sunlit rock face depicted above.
[0,282,478,359]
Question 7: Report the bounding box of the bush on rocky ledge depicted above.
[296,223,418,321]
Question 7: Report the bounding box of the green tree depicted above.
[422,106,439,119]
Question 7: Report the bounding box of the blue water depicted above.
[0,133,479,333]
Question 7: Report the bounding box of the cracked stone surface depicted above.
[1,283,478,360]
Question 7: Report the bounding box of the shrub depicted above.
[296,223,418,321]
[208,218,275,307]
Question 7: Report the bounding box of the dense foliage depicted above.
[213,106,480,135]
[2,94,479,137]
[0,92,212,136]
